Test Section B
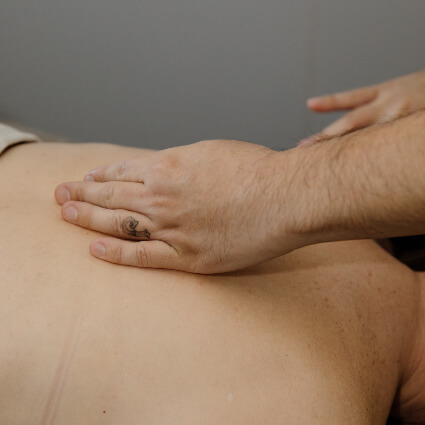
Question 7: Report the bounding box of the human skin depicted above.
[1,140,425,424]
[55,110,425,274]
[289,110,425,244]
[303,69,425,139]
[55,140,292,274]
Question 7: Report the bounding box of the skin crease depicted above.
[302,69,425,141]
[1,140,425,424]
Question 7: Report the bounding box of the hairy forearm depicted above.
[275,110,425,246]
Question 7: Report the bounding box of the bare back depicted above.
[0,142,421,425]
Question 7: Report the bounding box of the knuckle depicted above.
[75,183,84,201]
[85,206,94,228]
[135,244,150,267]
[151,160,168,177]
[328,94,339,105]
[396,99,411,116]
[342,115,356,129]
[111,212,123,236]
[152,153,179,178]
[116,159,129,179]
[148,193,170,211]
[112,244,124,264]
[100,184,115,208]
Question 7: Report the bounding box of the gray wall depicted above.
[1,0,424,150]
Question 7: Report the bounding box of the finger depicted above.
[55,181,145,211]
[84,157,148,183]
[89,237,181,270]
[321,105,380,137]
[307,86,378,112]
[61,201,155,240]
[297,133,326,147]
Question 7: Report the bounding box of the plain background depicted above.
[0,0,424,150]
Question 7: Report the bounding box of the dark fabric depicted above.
[391,234,425,271]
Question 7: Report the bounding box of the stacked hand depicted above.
[302,69,425,142]
[55,139,302,274]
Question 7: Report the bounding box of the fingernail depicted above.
[92,242,105,258]
[307,97,320,104]
[57,187,71,204]
[63,206,78,222]
[84,174,95,181]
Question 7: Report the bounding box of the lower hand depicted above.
[54,139,300,274]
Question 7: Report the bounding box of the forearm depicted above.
[276,109,425,246]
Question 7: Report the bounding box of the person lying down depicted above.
[1,132,424,425]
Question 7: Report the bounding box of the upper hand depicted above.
[54,139,296,274]
[303,69,425,141]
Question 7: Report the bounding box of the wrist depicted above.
[269,142,343,251]
[275,110,425,249]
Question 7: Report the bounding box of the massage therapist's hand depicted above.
[302,69,425,141]
[54,139,307,274]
